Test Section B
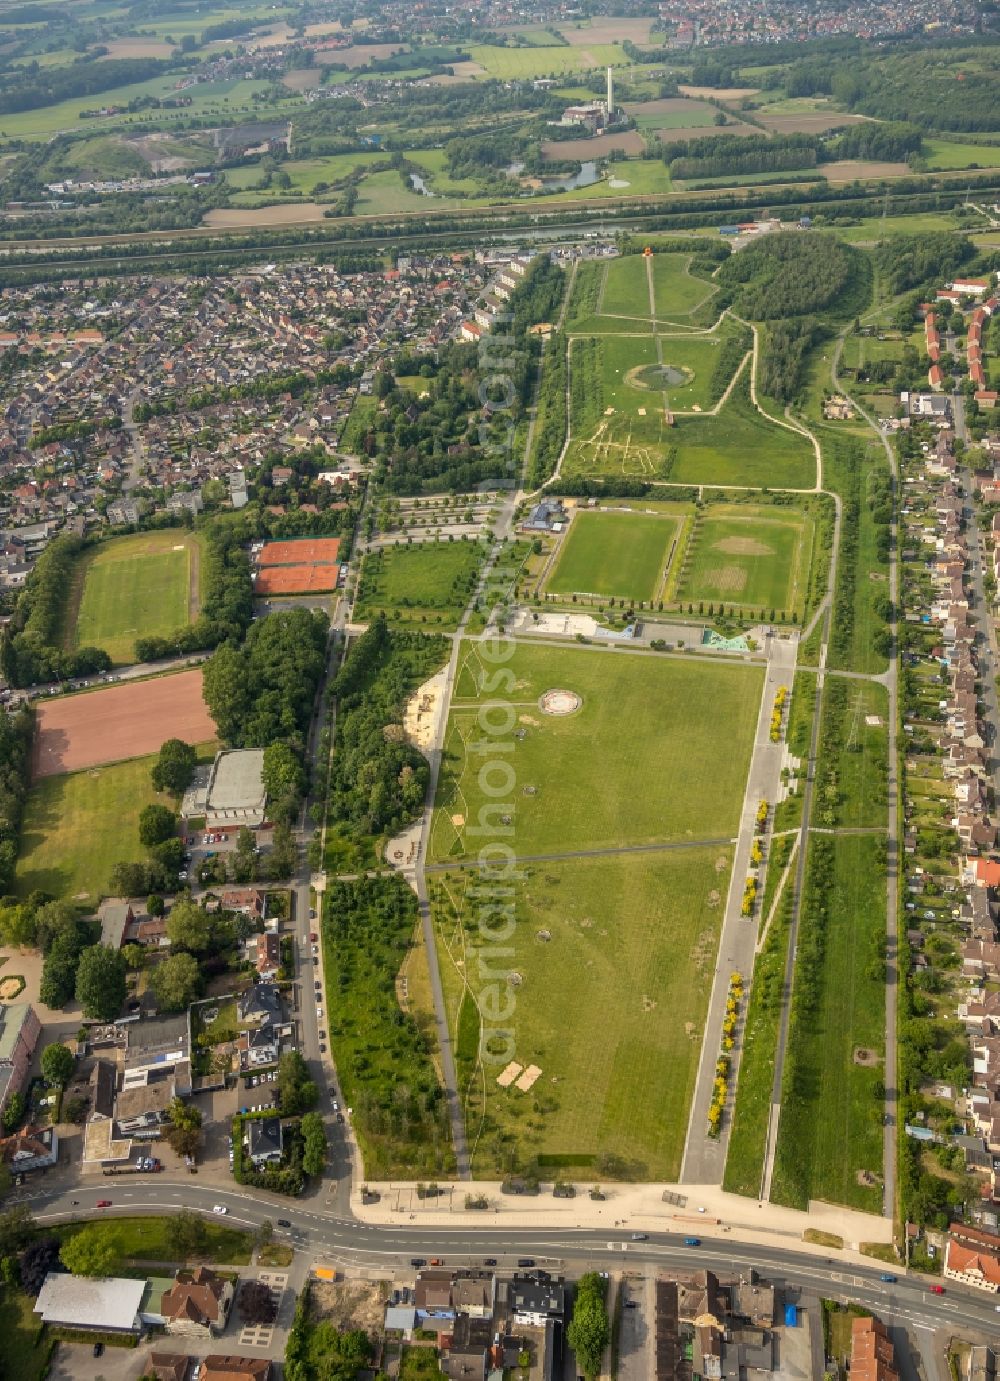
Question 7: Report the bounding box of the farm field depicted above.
[923,138,1000,169]
[354,539,489,629]
[16,753,162,905]
[623,97,720,130]
[770,833,887,1213]
[68,529,200,664]
[467,41,628,78]
[678,505,813,618]
[33,669,216,777]
[544,509,681,602]
[431,847,732,1178]
[431,641,762,860]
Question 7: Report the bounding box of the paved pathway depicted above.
[680,630,799,1184]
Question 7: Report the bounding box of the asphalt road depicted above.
[18,1178,1000,1343]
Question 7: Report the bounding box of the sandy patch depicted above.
[541,130,645,160]
[448,59,487,79]
[403,668,448,753]
[282,68,322,91]
[714,536,774,556]
[822,159,911,182]
[203,203,325,227]
[539,688,582,716]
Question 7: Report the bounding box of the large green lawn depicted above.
[69,530,199,664]
[0,1289,50,1381]
[16,754,162,905]
[354,539,489,629]
[545,509,680,601]
[667,374,817,489]
[54,1215,253,1265]
[651,253,719,318]
[770,833,886,1212]
[431,642,762,860]
[679,505,812,617]
[468,41,628,78]
[600,255,653,317]
[431,847,731,1178]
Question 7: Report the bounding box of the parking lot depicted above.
[617,1274,655,1381]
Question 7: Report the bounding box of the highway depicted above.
[16,1177,1000,1344]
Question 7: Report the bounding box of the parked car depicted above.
[484,1258,497,1267]
[212,1205,228,1215]
[430,1258,444,1267]
[410,1258,426,1268]
[93,1344,104,1358]
[319,1030,326,1039]
[517,1258,535,1268]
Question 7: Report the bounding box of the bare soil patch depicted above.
[99,37,174,58]
[33,669,215,778]
[447,60,487,79]
[203,204,325,227]
[758,112,868,134]
[714,536,774,556]
[822,159,911,182]
[702,566,747,593]
[282,68,322,90]
[558,18,653,43]
[624,97,712,118]
[542,130,645,160]
[311,1278,388,1334]
[539,688,583,716]
[660,122,759,143]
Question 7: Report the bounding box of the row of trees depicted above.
[0,706,32,893]
[133,520,253,662]
[0,535,111,687]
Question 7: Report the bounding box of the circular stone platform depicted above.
[539,689,583,716]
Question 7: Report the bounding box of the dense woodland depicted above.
[717,232,858,321]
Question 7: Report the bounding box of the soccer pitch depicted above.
[545,508,680,602]
[68,531,200,664]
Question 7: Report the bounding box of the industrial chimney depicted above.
[606,66,614,117]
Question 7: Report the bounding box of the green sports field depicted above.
[678,505,813,616]
[596,253,718,323]
[667,374,817,489]
[600,255,654,318]
[431,846,732,1179]
[431,641,762,860]
[15,754,162,906]
[544,509,680,601]
[69,530,200,664]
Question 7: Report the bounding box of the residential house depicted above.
[246,1116,283,1168]
[161,1268,234,1337]
[0,1004,41,1118]
[945,1223,1000,1293]
[201,1359,272,1381]
[0,1124,58,1175]
[238,984,281,1026]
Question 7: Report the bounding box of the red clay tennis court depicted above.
[258,538,341,566]
[33,668,216,779]
[254,564,340,595]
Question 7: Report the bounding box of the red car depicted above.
[310,932,318,942]
[96,1200,112,1208]
[929,1284,945,1294]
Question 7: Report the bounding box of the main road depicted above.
[17,1178,1000,1344]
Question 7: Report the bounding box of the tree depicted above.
[2,1091,25,1133]
[174,1209,208,1256]
[74,944,127,1019]
[567,1273,609,1381]
[147,894,165,917]
[277,1051,318,1116]
[40,1042,75,1088]
[20,1236,61,1295]
[59,1224,119,1277]
[151,739,197,794]
[267,822,297,881]
[239,1279,277,1324]
[262,742,306,810]
[165,899,212,953]
[40,922,89,1007]
[122,942,146,973]
[0,1205,35,1257]
[164,1096,202,1158]
[229,826,258,884]
[256,1219,274,1248]
[0,902,37,949]
[150,952,202,1012]
[301,1111,327,1177]
[139,803,177,847]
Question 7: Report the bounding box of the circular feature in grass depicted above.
[627,362,694,391]
[0,975,26,1001]
[539,688,583,716]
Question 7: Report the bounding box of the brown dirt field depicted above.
[282,69,322,90]
[33,669,215,779]
[541,130,645,160]
[202,204,325,227]
[822,159,912,182]
[624,97,714,119]
[758,112,868,134]
[259,538,341,566]
[99,37,175,58]
[315,42,408,67]
[660,122,759,143]
[679,85,760,101]
[557,18,653,44]
[444,60,486,79]
[714,537,774,556]
[254,564,339,595]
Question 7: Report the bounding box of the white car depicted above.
[212,1205,228,1215]
[316,1006,323,1017]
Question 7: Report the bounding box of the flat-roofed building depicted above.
[34,1273,145,1334]
[205,750,267,828]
